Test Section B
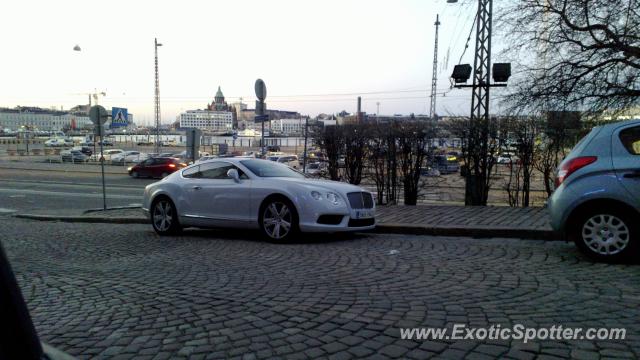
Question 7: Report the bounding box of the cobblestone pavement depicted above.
[3,218,639,359]
[376,205,551,231]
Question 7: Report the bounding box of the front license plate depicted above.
[355,210,373,219]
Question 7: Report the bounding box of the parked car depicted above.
[137,139,154,146]
[305,161,327,176]
[267,154,301,170]
[61,150,89,162]
[98,139,114,146]
[161,139,178,147]
[111,151,149,164]
[431,155,460,174]
[548,119,640,261]
[420,166,441,177]
[91,149,124,161]
[44,138,68,147]
[129,157,187,178]
[72,146,93,156]
[142,158,376,241]
[497,154,514,164]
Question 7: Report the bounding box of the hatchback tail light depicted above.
[168,163,176,168]
[555,156,597,188]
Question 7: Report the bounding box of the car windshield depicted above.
[240,160,305,178]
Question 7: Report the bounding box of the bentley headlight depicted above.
[311,191,322,200]
[326,192,341,205]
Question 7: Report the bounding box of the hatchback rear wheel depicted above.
[572,206,637,262]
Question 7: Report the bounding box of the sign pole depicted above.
[99,123,107,210]
[261,113,265,156]
[254,79,267,158]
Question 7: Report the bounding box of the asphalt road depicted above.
[2,218,639,359]
[0,166,152,214]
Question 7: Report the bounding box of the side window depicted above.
[199,162,234,179]
[182,165,200,178]
[198,162,249,180]
[619,126,640,155]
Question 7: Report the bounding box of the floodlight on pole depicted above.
[492,63,511,82]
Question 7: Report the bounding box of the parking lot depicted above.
[3,217,639,359]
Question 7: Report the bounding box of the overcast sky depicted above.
[0,0,505,124]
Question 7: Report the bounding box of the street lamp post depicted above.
[154,38,163,155]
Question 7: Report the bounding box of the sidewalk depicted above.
[14,204,559,240]
[0,159,129,174]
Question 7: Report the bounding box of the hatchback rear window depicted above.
[619,126,640,155]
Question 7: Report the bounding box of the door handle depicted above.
[623,171,640,178]
[192,186,202,190]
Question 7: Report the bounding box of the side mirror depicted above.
[227,168,240,183]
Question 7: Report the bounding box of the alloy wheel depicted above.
[153,200,173,232]
[262,202,292,240]
[582,214,630,255]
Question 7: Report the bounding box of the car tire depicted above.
[131,171,139,178]
[570,206,638,262]
[160,172,169,179]
[150,197,181,235]
[259,196,299,243]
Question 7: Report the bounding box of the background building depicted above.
[269,118,305,136]
[179,87,235,133]
[179,110,233,133]
[0,106,92,131]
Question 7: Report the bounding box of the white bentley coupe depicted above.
[142,158,376,241]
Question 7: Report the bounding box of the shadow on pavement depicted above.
[171,227,369,245]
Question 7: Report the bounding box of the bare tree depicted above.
[500,0,640,114]
[317,125,344,181]
[533,111,583,196]
[443,116,501,205]
[366,123,388,205]
[398,121,435,205]
[343,125,367,185]
[501,116,539,207]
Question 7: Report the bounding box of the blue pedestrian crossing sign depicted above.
[111,107,128,128]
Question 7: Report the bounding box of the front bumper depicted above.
[299,208,376,232]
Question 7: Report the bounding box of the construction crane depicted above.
[69,90,107,108]
[429,14,441,120]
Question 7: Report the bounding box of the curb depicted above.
[84,205,142,214]
[375,223,560,240]
[14,214,147,224]
[13,214,560,240]
[0,164,129,175]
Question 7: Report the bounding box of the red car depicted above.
[128,157,187,178]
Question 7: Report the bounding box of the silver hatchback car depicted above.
[548,119,640,261]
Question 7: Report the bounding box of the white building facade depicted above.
[269,118,305,136]
[179,110,233,132]
[0,108,92,131]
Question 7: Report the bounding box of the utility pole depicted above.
[466,0,493,205]
[429,14,440,120]
[376,102,380,116]
[154,38,163,155]
[303,117,309,173]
